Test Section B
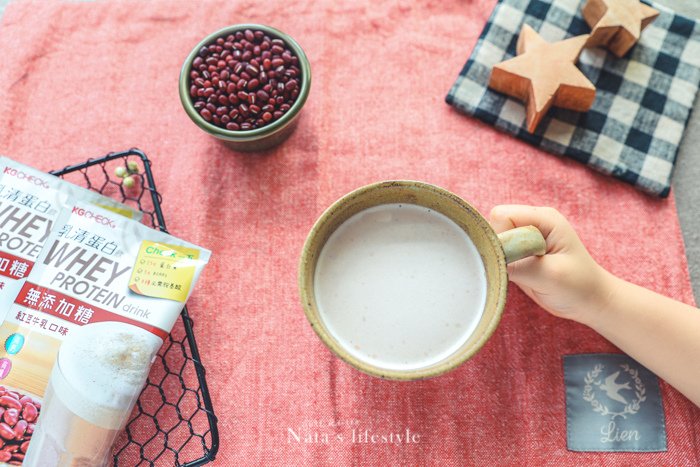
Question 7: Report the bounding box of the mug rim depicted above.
[298,180,508,380]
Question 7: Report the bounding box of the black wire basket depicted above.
[50,149,219,466]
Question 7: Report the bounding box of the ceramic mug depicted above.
[299,181,546,380]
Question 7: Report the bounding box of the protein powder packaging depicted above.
[1,199,210,465]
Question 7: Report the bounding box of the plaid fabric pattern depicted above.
[446,0,700,197]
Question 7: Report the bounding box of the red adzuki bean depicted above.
[21,403,37,423]
[3,409,18,427]
[12,421,26,439]
[0,389,40,456]
[0,397,21,411]
[189,28,302,131]
[0,423,15,440]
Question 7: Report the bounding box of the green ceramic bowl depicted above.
[179,24,311,152]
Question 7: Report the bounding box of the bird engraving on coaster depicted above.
[488,25,596,133]
[583,0,659,57]
[598,371,633,404]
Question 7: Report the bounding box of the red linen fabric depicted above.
[0,0,697,465]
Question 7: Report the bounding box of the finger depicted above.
[506,255,551,290]
[488,205,517,234]
[489,205,564,238]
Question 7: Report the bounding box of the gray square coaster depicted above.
[563,354,667,452]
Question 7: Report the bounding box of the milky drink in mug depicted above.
[299,181,546,380]
[315,203,488,371]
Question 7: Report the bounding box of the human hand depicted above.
[492,206,700,408]
[489,205,615,324]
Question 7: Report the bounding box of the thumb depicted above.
[491,205,562,289]
[488,205,516,234]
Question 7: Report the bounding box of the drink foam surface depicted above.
[55,321,162,428]
[314,203,487,371]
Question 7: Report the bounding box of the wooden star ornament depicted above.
[488,25,596,133]
[583,0,659,57]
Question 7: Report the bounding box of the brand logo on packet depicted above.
[71,206,116,228]
[563,354,666,452]
[2,166,50,189]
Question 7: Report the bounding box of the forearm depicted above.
[580,273,700,407]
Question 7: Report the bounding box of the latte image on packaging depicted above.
[23,322,162,466]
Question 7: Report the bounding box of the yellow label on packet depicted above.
[95,202,139,219]
[129,241,200,302]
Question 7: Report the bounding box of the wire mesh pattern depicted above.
[50,149,219,467]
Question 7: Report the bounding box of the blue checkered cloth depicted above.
[446,0,700,197]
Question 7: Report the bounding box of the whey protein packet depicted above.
[0,157,142,319]
[0,199,210,464]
